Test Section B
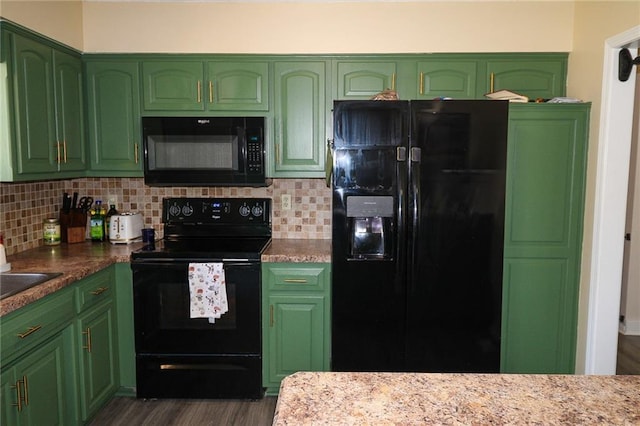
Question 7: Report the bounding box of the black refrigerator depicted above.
[331,100,509,373]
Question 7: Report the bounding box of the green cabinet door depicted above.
[334,60,398,99]
[77,301,118,421]
[266,294,326,389]
[484,57,567,100]
[53,50,86,172]
[85,60,142,175]
[206,61,269,111]
[501,103,590,374]
[10,32,57,175]
[272,61,328,177]
[74,266,119,421]
[416,60,477,99]
[142,61,204,111]
[1,332,76,425]
[262,262,331,394]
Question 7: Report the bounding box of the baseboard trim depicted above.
[620,319,640,336]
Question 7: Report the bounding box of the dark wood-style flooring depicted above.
[88,396,277,426]
[617,333,640,375]
[89,336,639,425]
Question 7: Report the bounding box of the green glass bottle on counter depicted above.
[90,200,106,242]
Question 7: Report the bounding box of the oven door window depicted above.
[146,134,240,171]
[132,261,260,354]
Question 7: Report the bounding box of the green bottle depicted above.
[90,200,105,242]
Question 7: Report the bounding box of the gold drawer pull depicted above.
[419,72,424,95]
[283,279,308,284]
[91,287,108,295]
[17,325,42,339]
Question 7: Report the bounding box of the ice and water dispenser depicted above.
[346,196,394,259]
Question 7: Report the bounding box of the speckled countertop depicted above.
[0,241,143,316]
[262,239,331,263]
[273,372,640,425]
[1,238,330,317]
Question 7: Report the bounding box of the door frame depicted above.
[586,25,640,374]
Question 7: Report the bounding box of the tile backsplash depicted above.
[0,178,331,255]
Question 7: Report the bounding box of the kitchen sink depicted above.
[0,272,63,300]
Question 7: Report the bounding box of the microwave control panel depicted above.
[246,127,264,174]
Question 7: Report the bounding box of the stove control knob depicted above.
[251,205,263,217]
[169,205,181,217]
[239,205,251,217]
[181,205,194,216]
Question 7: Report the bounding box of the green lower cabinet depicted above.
[501,103,590,373]
[1,330,77,425]
[262,263,331,394]
[76,301,119,421]
[74,266,119,421]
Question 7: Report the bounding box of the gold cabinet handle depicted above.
[17,325,42,339]
[91,286,108,296]
[490,72,495,93]
[392,72,396,91]
[419,71,424,95]
[269,305,274,327]
[54,142,61,164]
[209,81,213,103]
[197,80,202,103]
[63,140,67,163]
[134,143,139,164]
[283,279,308,283]
[22,375,28,405]
[83,327,92,352]
[11,378,23,412]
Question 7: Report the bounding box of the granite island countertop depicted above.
[1,238,330,316]
[273,371,640,425]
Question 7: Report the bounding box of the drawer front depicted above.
[264,264,328,292]
[75,268,114,313]
[1,288,74,362]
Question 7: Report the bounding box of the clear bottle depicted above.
[90,200,105,242]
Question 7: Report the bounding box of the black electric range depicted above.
[130,197,271,399]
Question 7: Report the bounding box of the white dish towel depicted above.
[188,263,229,324]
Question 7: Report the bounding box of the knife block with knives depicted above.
[60,192,86,243]
[59,209,87,243]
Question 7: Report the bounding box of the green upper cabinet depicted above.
[142,61,203,111]
[483,55,567,100]
[272,60,328,177]
[85,59,143,175]
[501,103,590,374]
[142,59,269,112]
[53,50,86,172]
[9,32,57,175]
[206,60,269,111]
[416,60,478,99]
[334,60,399,99]
[1,27,85,181]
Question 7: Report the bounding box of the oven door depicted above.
[132,259,261,355]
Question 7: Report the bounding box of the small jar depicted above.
[43,218,61,245]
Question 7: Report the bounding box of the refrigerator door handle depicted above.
[397,147,407,162]
[409,147,421,292]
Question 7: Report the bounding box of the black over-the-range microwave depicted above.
[142,116,267,187]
